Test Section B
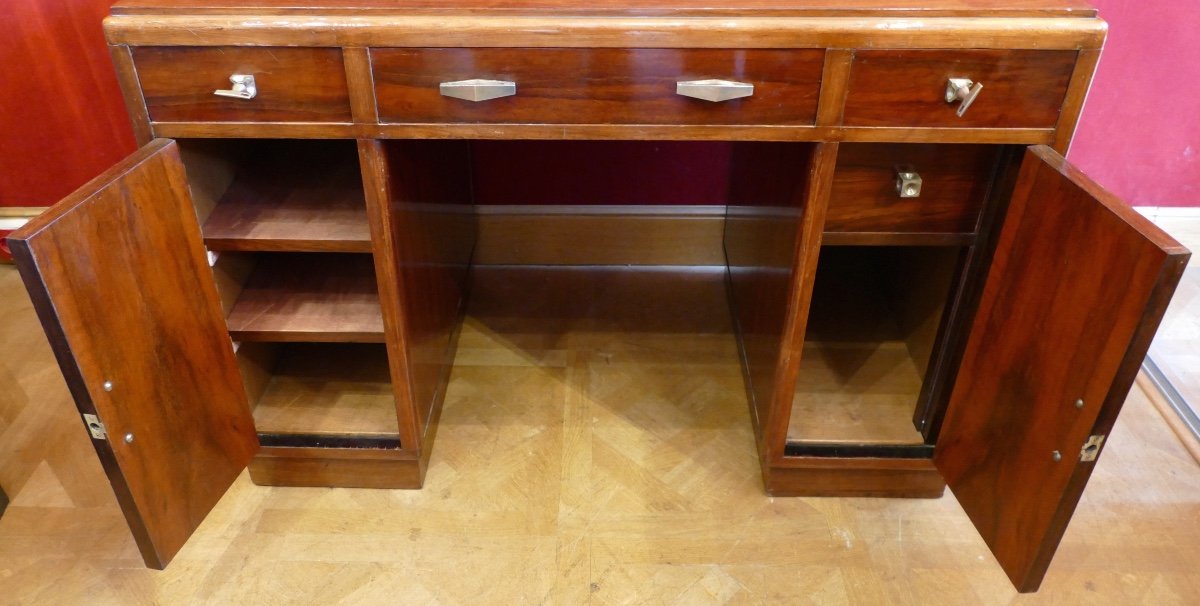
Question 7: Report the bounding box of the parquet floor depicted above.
[1,263,1199,604]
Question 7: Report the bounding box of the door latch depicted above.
[83,413,108,440]
[1080,434,1106,462]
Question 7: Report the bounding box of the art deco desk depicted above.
[8,0,1190,592]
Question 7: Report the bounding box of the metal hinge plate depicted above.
[1080,434,1106,462]
[83,413,108,440]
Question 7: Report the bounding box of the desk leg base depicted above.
[765,456,946,498]
[249,449,425,489]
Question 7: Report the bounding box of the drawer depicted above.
[132,47,353,123]
[825,144,997,234]
[371,48,824,125]
[842,50,1077,129]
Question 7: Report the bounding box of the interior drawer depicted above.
[842,50,1077,129]
[825,143,998,234]
[371,48,824,125]
[132,47,353,123]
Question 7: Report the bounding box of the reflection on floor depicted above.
[1,263,1200,603]
[1146,215,1200,426]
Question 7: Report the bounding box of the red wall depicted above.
[1067,0,1200,207]
[0,0,136,207]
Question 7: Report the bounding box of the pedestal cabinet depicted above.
[7,0,1191,592]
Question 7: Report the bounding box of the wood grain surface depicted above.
[935,146,1191,592]
[250,343,400,437]
[225,253,385,343]
[7,140,258,569]
[843,50,1077,128]
[372,48,823,126]
[132,46,352,123]
[110,0,1098,17]
[201,142,370,252]
[826,143,997,234]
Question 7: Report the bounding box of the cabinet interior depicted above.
[173,138,990,454]
[177,139,402,445]
[787,245,962,449]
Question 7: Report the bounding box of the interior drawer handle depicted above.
[676,79,754,102]
[895,166,922,198]
[945,77,983,117]
[440,79,517,102]
[213,74,257,100]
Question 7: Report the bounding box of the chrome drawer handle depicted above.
[440,79,517,102]
[214,74,257,100]
[945,77,983,117]
[676,79,754,102]
[895,166,922,198]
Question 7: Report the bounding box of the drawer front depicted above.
[132,47,352,123]
[826,144,997,234]
[843,50,1077,129]
[372,48,824,125]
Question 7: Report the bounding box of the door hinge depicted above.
[83,413,108,440]
[1080,434,1106,462]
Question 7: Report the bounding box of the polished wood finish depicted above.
[108,45,153,146]
[1052,48,1101,154]
[250,343,400,438]
[815,49,854,126]
[935,146,1190,592]
[376,140,476,439]
[201,143,370,252]
[147,121,1060,144]
[7,140,257,569]
[372,48,823,126]
[723,142,817,460]
[111,0,1099,17]
[342,47,380,123]
[225,253,385,343]
[104,15,1107,51]
[475,211,725,266]
[249,448,422,488]
[766,456,945,497]
[132,46,353,123]
[826,143,997,234]
[843,50,1077,128]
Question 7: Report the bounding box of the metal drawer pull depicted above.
[440,79,517,102]
[676,79,754,102]
[945,77,983,117]
[213,74,257,100]
[895,166,922,198]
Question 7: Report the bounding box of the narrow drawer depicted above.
[825,144,997,234]
[371,48,824,125]
[842,50,1077,129]
[132,47,353,123]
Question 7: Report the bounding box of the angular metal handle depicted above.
[440,79,517,102]
[676,79,754,103]
[945,77,983,117]
[214,74,256,100]
[895,166,922,198]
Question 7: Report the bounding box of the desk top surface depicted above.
[111,0,1097,18]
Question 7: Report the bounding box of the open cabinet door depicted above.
[934,146,1190,592]
[7,139,258,569]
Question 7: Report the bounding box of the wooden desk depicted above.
[7,0,1191,592]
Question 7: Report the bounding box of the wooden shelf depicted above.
[248,343,400,438]
[201,146,371,252]
[226,253,385,342]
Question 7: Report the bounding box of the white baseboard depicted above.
[1133,206,1200,219]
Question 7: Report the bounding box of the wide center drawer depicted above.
[132,47,353,123]
[370,48,825,125]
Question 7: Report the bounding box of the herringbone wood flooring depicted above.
[1,263,1199,604]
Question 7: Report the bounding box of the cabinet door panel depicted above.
[935,145,1189,592]
[7,139,258,569]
